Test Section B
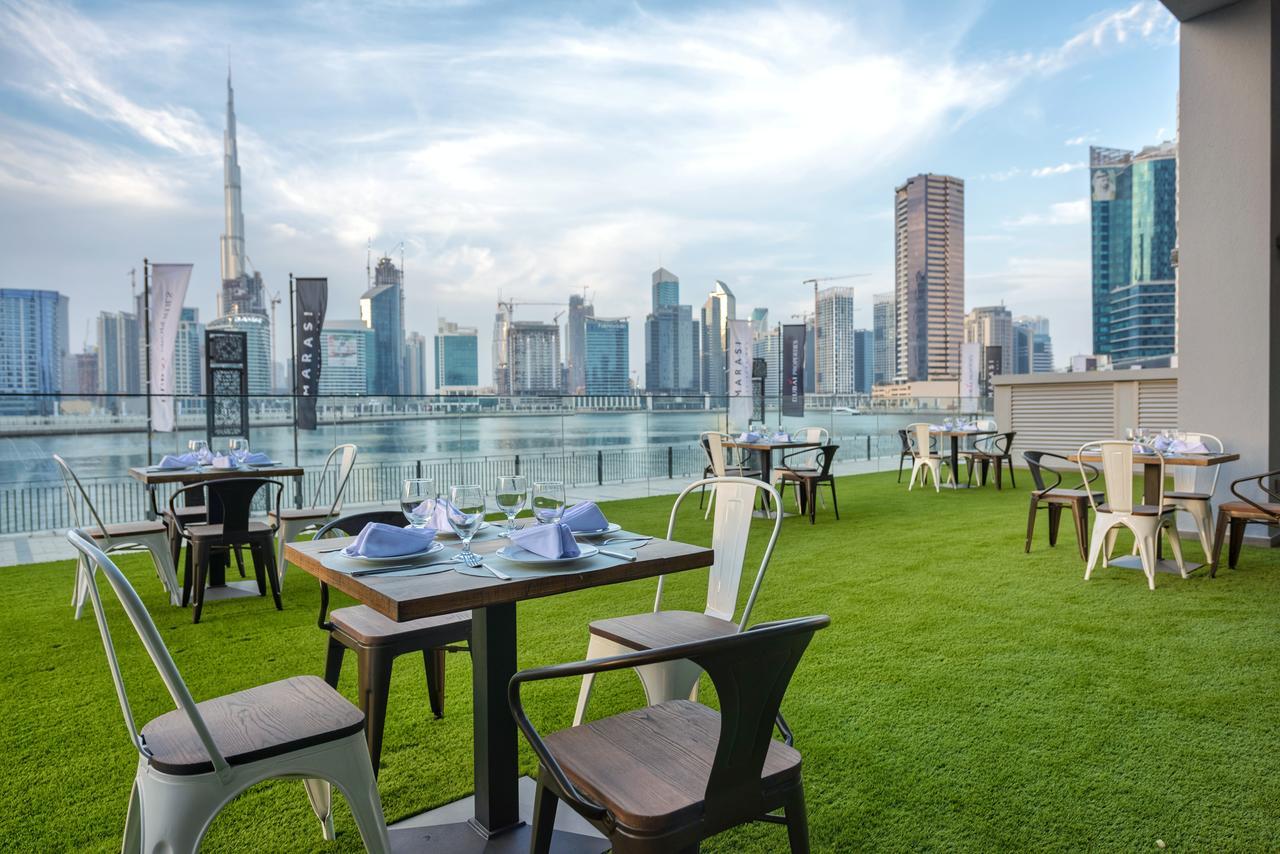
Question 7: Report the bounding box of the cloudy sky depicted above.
[0,0,1178,382]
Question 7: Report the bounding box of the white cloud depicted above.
[1004,198,1090,227]
[1032,162,1087,177]
[1064,134,1095,146]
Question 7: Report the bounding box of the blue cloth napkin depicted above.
[562,501,609,532]
[157,453,196,469]
[210,453,237,469]
[771,431,792,443]
[737,431,764,442]
[1151,435,1173,453]
[412,499,457,530]
[510,522,580,559]
[244,451,273,465]
[342,522,436,558]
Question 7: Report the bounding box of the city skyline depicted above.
[0,1,1179,379]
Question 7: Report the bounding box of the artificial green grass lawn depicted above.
[3,470,1280,852]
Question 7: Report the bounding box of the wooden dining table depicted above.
[722,438,820,513]
[286,526,715,851]
[1067,449,1240,573]
[928,429,997,489]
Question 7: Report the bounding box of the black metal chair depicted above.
[896,429,912,483]
[965,431,1018,489]
[776,445,840,524]
[510,614,830,854]
[315,510,472,775]
[1211,469,1280,574]
[1023,451,1103,561]
[169,478,283,623]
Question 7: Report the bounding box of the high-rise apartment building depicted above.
[0,289,68,415]
[700,281,735,397]
[854,329,874,395]
[317,320,372,396]
[73,351,98,396]
[652,268,679,310]
[643,268,701,395]
[1090,143,1177,366]
[750,307,769,338]
[753,327,780,400]
[1014,315,1054,373]
[404,331,428,396]
[360,256,406,396]
[508,321,561,394]
[872,292,895,387]
[174,307,204,398]
[964,305,1014,376]
[565,294,594,395]
[583,317,629,395]
[894,174,964,381]
[815,286,856,394]
[435,319,480,390]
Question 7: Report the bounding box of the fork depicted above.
[601,536,654,547]
[457,550,511,580]
[351,560,454,578]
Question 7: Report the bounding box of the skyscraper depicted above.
[644,268,701,395]
[894,174,964,382]
[1015,315,1054,373]
[584,317,630,395]
[318,320,373,396]
[815,286,856,394]
[360,256,406,396]
[753,327,780,400]
[872,292,895,387]
[174,307,204,400]
[749,307,769,338]
[96,310,140,414]
[1090,142,1177,366]
[0,289,68,415]
[435,319,480,390]
[492,305,512,394]
[964,305,1014,376]
[854,329,874,395]
[508,322,561,394]
[565,294,594,395]
[211,71,271,395]
[404,331,428,396]
[652,268,679,310]
[700,280,735,396]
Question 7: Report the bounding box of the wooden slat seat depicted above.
[139,675,365,776]
[88,519,169,539]
[1035,488,1104,503]
[1165,490,1211,501]
[330,605,470,646]
[542,699,801,834]
[1098,503,1171,516]
[588,610,738,651]
[1217,500,1280,521]
[185,520,275,540]
[268,507,332,523]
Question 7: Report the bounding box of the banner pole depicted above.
[143,258,153,465]
[289,273,299,468]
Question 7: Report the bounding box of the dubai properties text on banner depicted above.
[727,319,753,429]
[148,263,192,433]
[781,323,807,417]
[294,278,328,430]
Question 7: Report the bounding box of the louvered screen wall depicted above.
[1008,383,1117,458]
[1138,380,1179,431]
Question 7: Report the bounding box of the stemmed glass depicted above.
[229,438,249,465]
[188,439,211,466]
[401,478,436,529]
[495,475,527,534]
[448,485,486,562]
[532,481,566,525]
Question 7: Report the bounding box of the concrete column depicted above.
[1174,0,1279,539]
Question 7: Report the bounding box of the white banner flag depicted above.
[727,319,753,430]
[149,263,192,432]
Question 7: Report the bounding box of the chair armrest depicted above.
[1230,469,1280,519]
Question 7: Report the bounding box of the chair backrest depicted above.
[66,529,232,778]
[659,476,782,628]
[53,454,110,543]
[814,445,839,477]
[170,478,281,534]
[791,427,828,468]
[908,423,934,459]
[701,431,729,478]
[315,509,405,539]
[975,419,997,431]
[897,429,910,454]
[1079,440,1162,513]
[1170,433,1224,495]
[308,444,359,516]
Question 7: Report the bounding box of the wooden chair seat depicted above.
[587,610,737,651]
[542,699,800,834]
[138,675,365,776]
[774,466,818,478]
[1217,500,1280,521]
[330,605,471,647]
[268,507,332,523]
[1035,488,1103,503]
[1097,503,1172,517]
[1165,490,1212,502]
[89,519,169,539]
[166,505,206,524]
[724,465,761,479]
[185,520,275,540]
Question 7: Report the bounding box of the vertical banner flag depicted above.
[727,319,753,430]
[781,323,807,417]
[294,278,328,430]
[149,263,192,432]
[959,341,981,411]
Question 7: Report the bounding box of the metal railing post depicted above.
[597,450,604,486]
[668,446,674,479]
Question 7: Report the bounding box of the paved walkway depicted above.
[0,457,899,568]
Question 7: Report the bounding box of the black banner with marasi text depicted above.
[294,278,328,430]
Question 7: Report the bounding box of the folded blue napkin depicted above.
[412,499,456,530]
[737,431,764,442]
[210,453,237,469]
[562,501,609,532]
[771,431,792,443]
[157,453,196,469]
[1169,438,1209,454]
[1151,435,1173,453]
[342,522,436,558]
[510,522,580,559]
[244,451,273,465]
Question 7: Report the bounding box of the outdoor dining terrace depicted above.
[4,459,1279,851]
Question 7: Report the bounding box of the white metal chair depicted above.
[698,431,762,519]
[572,476,782,726]
[269,443,358,586]
[1079,441,1186,590]
[906,423,949,492]
[54,454,181,614]
[1162,432,1224,559]
[776,426,830,512]
[66,529,391,852]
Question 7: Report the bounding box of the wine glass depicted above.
[532,481,566,525]
[188,439,210,465]
[402,478,436,529]
[495,475,527,533]
[448,485,486,560]
[229,438,249,465]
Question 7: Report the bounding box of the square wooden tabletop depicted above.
[1067,452,1239,467]
[286,529,715,622]
[723,440,820,451]
[128,464,305,485]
